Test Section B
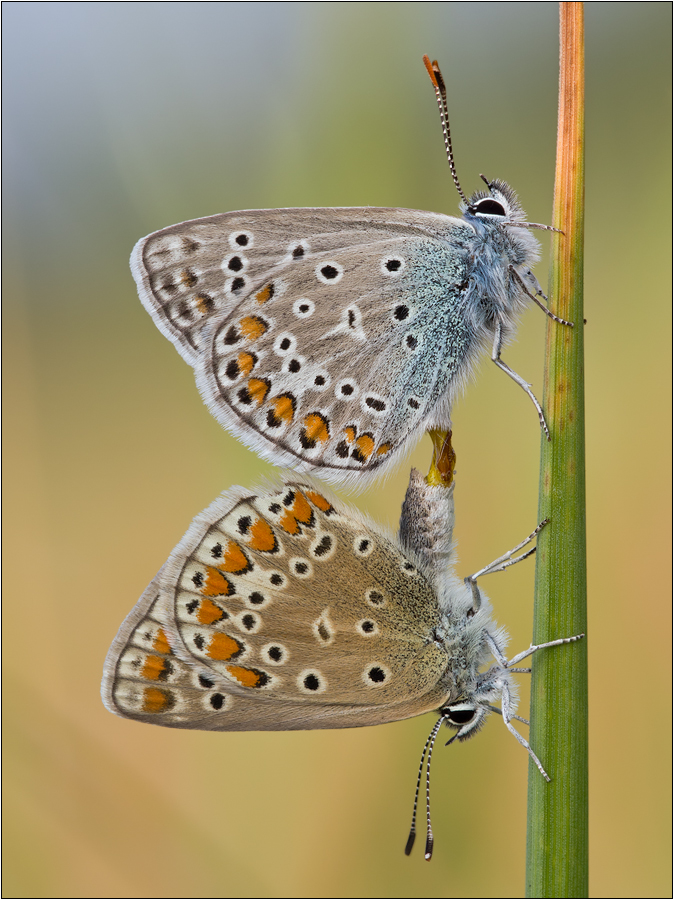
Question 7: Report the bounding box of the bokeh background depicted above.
[3,3,671,897]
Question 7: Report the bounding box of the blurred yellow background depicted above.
[3,3,671,897]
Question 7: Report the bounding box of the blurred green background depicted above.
[3,3,671,897]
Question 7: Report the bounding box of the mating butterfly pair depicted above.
[103,56,580,860]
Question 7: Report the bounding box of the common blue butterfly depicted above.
[129,57,571,486]
[102,466,582,858]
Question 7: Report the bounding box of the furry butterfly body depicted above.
[132,190,542,485]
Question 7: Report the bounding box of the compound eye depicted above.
[473,198,506,217]
[447,706,476,725]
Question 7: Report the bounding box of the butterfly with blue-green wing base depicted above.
[130,57,571,487]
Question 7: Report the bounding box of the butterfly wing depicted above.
[103,481,456,730]
[132,208,476,481]
[102,572,240,729]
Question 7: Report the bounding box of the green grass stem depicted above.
[525,4,589,897]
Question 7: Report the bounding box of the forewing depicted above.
[132,207,468,365]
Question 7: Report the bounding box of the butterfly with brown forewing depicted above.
[102,467,582,858]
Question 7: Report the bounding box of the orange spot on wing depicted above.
[279,510,301,534]
[195,293,214,314]
[246,378,270,406]
[239,315,268,340]
[202,567,234,597]
[237,351,256,376]
[180,268,197,287]
[140,655,170,681]
[142,687,174,713]
[207,633,243,662]
[197,597,227,625]
[376,443,392,456]
[220,540,251,574]
[353,434,375,462]
[269,394,296,424]
[152,628,171,655]
[302,413,330,444]
[255,283,274,304]
[248,518,278,553]
[291,491,314,524]
[305,490,334,514]
[279,491,314,534]
[344,426,357,443]
[226,665,269,688]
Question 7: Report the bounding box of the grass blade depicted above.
[525,4,589,897]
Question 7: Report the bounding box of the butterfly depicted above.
[102,468,582,858]
[130,57,570,487]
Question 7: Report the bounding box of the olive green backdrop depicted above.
[3,3,671,897]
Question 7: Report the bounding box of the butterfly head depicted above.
[440,698,490,742]
[440,657,514,741]
[464,177,526,224]
[459,176,542,274]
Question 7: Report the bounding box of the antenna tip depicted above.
[404,829,416,856]
[422,55,445,92]
[424,834,434,861]
[422,54,436,82]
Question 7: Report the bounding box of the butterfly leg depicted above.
[511,265,574,328]
[506,633,585,669]
[469,519,548,580]
[485,634,584,781]
[500,681,551,781]
[492,322,550,440]
[464,519,548,612]
[486,631,584,671]
[486,704,530,725]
